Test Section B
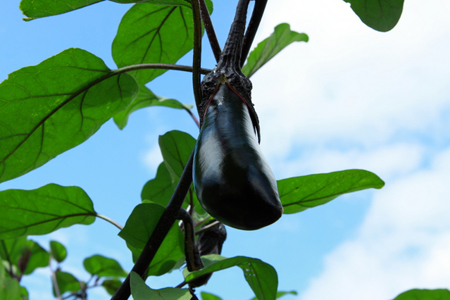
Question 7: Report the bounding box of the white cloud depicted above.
[142,142,163,172]
[270,142,425,180]
[297,148,450,300]
[252,0,450,161]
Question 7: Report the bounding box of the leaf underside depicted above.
[0,48,138,183]
[344,0,405,32]
[278,169,385,214]
[0,184,96,239]
[185,255,278,300]
[242,23,308,78]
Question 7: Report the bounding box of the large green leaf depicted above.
[278,169,384,214]
[112,3,195,85]
[393,289,450,300]
[83,254,127,277]
[118,203,185,276]
[0,267,21,300]
[242,23,308,78]
[0,184,96,239]
[20,0,102,21]
[130,272,191,300]
[113,84,192,129]
[49,240,67,263]
[185,255,278,300]
[344,0,404,32]
[0,48,138,183]
[19,0,204,20]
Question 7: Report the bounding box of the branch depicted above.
[198,0,221,62]
[183,107,200,128]
[111,152,194,300]
[191,0,203,110]
[195,220,220,235]
[113,63,211,75]
[240,0,268,67]
[49,258,63,300]
[96,214,123,230]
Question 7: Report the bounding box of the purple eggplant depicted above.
[193,81,282,230]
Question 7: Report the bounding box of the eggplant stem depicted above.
[240,0,268,67]
[217,0,250,70]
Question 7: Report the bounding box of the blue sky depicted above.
[1,0,450,299]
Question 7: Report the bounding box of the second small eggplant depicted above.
[193,81,283,230]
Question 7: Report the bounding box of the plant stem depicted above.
[198,0,221,61]
[113,63,211,75]
[178,209,203,272]
[96,214,123,230]
[240,0,268,67]
[195,220,220,235]
[49,258,63,300]
[111,152,194,300]
[183,107,200,128]
[191,0,203,110]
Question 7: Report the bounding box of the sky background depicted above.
[1,0,450,299]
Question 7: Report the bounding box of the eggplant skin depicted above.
[193,83,283,230]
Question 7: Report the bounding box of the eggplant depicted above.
[192,0,282,231]
[193,81,282,230]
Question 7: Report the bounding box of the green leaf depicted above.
[141,162,176,207]
[0,238,49,276]
[20,0,102,21]
[83,254,127,278]
[278,169,385,214]
[102,279,122,296]
[114,84,192,129]
[0,266,21,300]
[20,240,50,275]
[49,240,67,263]
[130,272,191,300]
[344,0,404,32]
[201,292,223,300]
[0,48,138,183]
[185,255,278,300]
[0,184,96,239]
[250,291,298,300]
[242,23,308,78]
[112,3,195,85]
[20,286,29,300]
[0,237,27,272]
[158,130,204,214]
[159,130,196,182]
[393,289,450,300]
[19,0,213,21]
[53,271,80,296]
[118,203,185,276]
